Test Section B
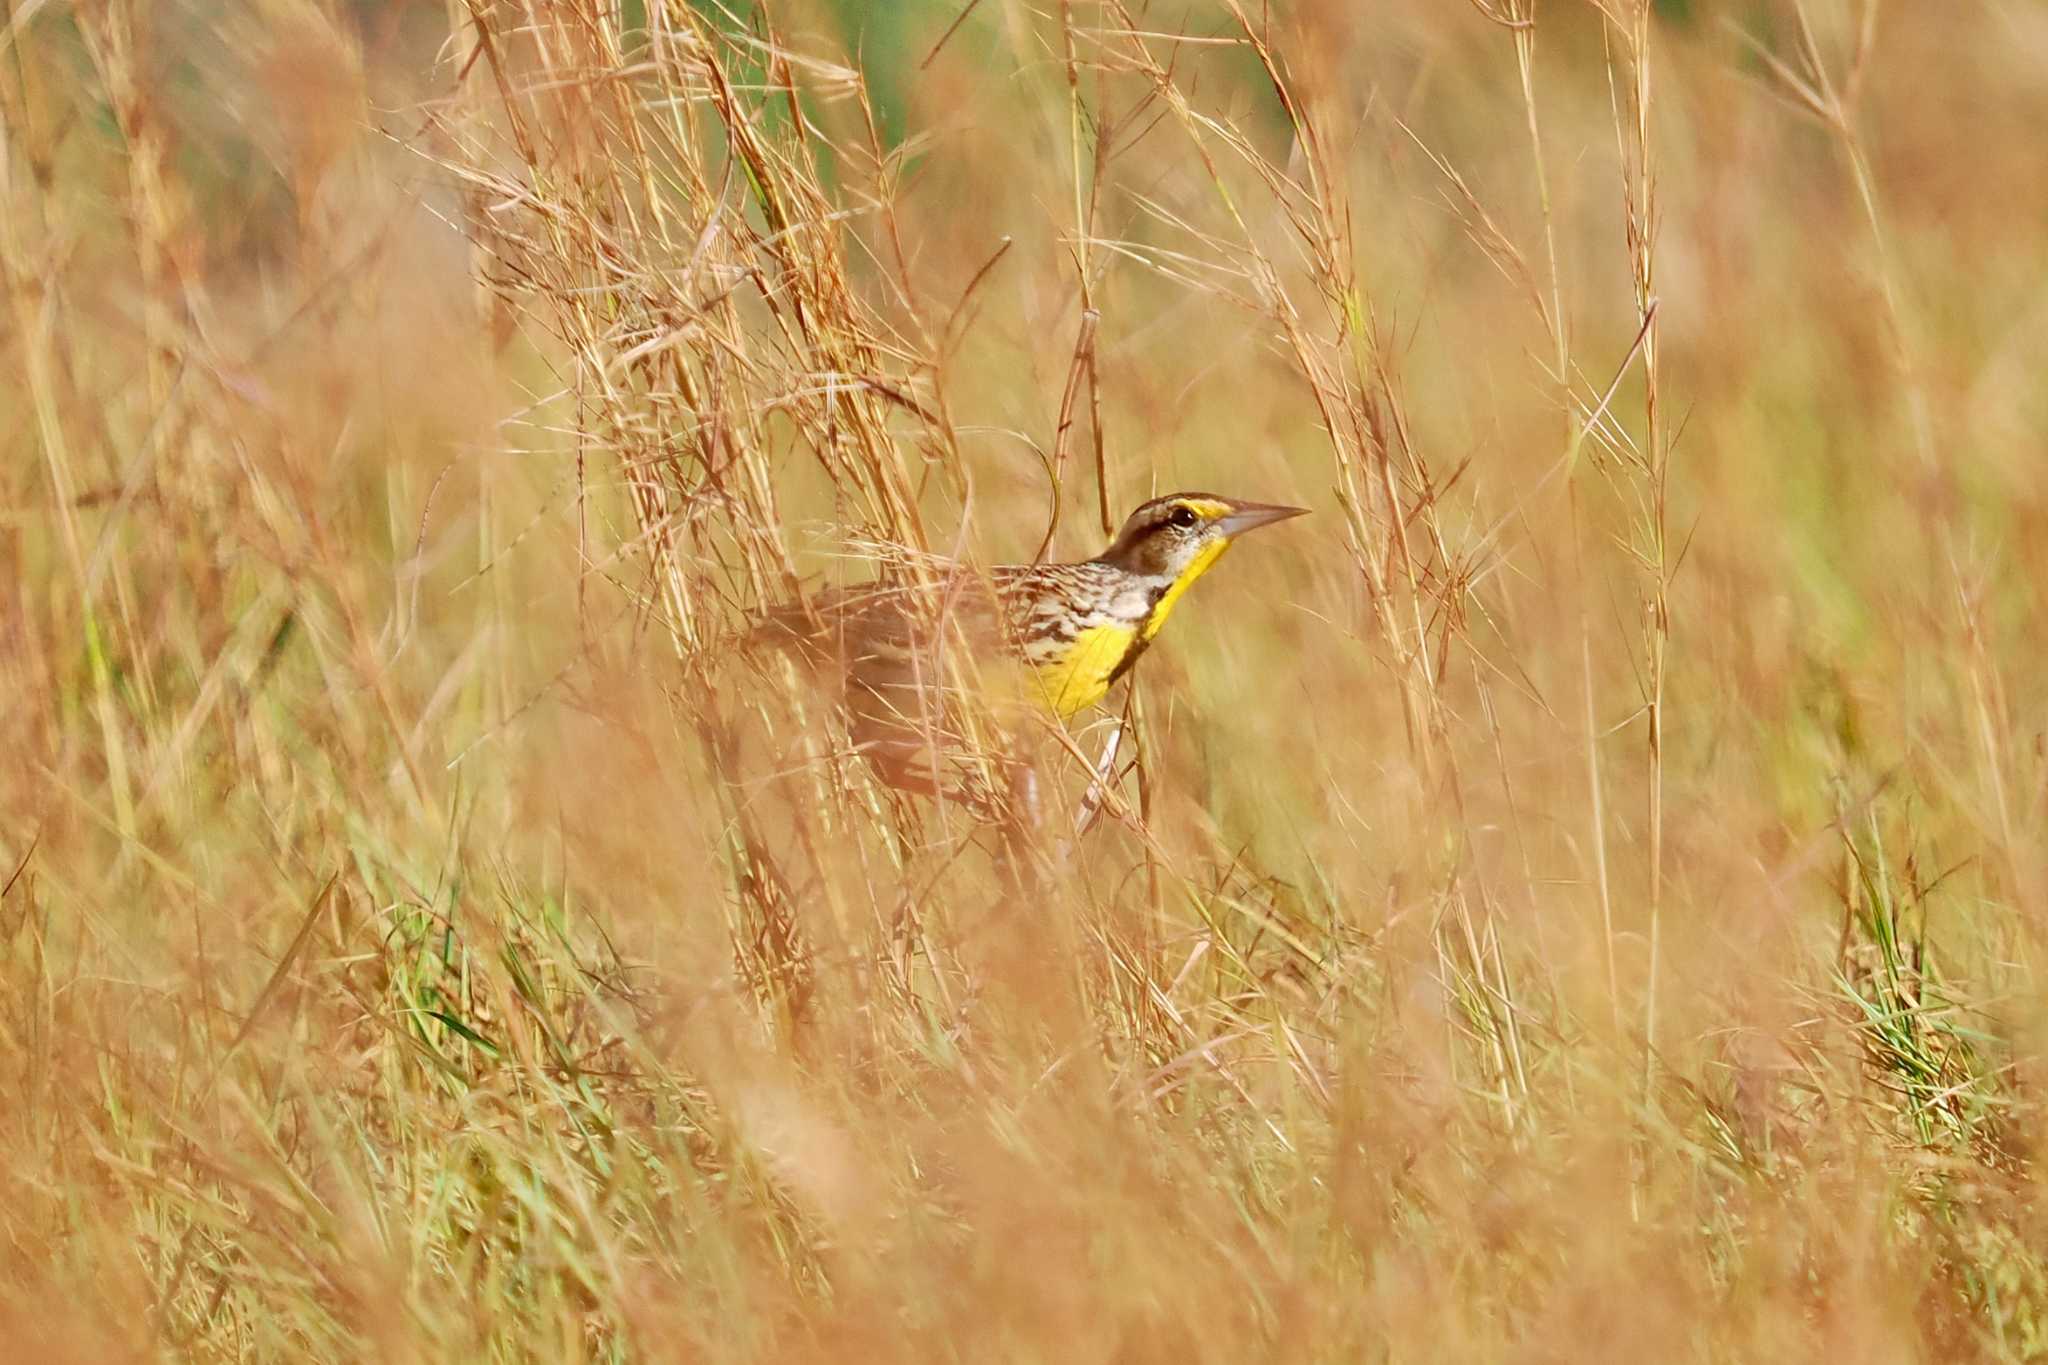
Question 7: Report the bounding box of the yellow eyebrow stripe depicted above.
[1176,498,1234,520]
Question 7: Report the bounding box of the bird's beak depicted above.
[1217,501,1310,537]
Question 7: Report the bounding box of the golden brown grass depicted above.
[7,0,2048,1359]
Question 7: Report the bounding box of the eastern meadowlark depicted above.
[767,492,1308,795]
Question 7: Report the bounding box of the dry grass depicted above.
[7,0,2048,1359]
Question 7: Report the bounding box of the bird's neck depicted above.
[1139,539,1232,641]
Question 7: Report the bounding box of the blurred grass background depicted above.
[7,0,2048,1360]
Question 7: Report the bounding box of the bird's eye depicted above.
[1167,506,1199,530]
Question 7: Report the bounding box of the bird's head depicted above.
[1095,492,1308,583]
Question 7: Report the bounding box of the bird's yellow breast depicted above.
[1018,541,1234,718]
[1025,622,1142,718]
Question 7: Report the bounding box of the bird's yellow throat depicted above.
[1140,536,1231,642]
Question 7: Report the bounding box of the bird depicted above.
[763,492,1308,798]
